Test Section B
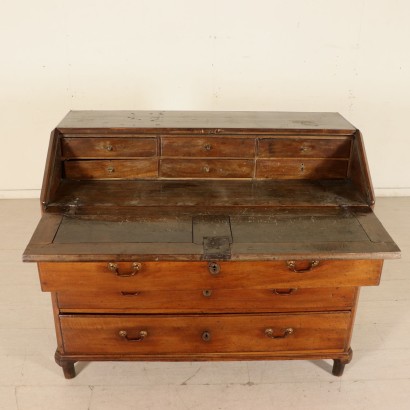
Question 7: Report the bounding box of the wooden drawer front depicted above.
[57,287,357,313]
[38,260,382,292]
[256,159,348,179]
[64,159,158,179]
[258,138,351,158]
[62,137,157,158]
[160,159,254,178]
[60,312,350,354]
[161,137,255,158]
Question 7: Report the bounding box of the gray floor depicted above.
[0,198,409,410]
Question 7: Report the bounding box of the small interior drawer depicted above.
[60,312,351,354]
[256,159,349,179]
[62,137,157,158]
[161,137,255,158]
[64,159,158,179]
[160,159,254,178]
[258,138,351,158]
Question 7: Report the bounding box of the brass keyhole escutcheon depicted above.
[204,143,212,151]
[202,289,212,297]
[105,145,113,151]
[203,166,210,173]
[208,262,220,275]
[202,331,211,342]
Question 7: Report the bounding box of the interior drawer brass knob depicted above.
[108,262,141,277]
[119,330,148,342]
[286,260,319,273]
[202,331,211,342]
[265,328,294,339]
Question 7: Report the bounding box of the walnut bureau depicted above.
[23,111,400,379]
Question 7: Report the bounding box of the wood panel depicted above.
[160,159,254,178]
[38,260,383,292]
[57,287,357,313]
[64,159,158,179]
[60,312,351,354]
[62,137,157,158]
[258,138,351,158]
[256,159,348,179]
[161,137,255,157]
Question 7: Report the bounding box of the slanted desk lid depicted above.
[23,208,400,262]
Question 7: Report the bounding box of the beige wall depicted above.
[1,0,409,197]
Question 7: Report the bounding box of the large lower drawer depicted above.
[60,312,351,355]
[39,260,383,292]
[57,287,357,313]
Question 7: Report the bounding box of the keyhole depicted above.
[202,289,212,297]
[208,262,220,275]
[202,331,211,342]
[300,163,305,172]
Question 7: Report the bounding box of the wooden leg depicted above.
[61,360,76,379]
[332,348,353,377]
[55,351,77,379]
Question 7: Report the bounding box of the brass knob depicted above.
[202,331,211,342]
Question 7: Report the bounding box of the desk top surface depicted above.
[57,111,356,133]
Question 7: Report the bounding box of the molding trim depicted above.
[0,188,409,199]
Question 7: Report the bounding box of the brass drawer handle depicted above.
[265,328,294,339]
[108,262,141,277]
[120,291,140,297]
[105,145,113,151]
[286,260,319,273]
[203,166,210,173]
[107,166,115,173]
[119,330,147,342]
[202,331,211,342]
[272,288,297,296]
[204,143,212,151]
[208,262,220,275]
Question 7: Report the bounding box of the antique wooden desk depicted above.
[23,111,400,379]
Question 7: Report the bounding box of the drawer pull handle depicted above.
[108,262,141,277]
[286,260,319,273]
[203,166,210,173]
[202,331,211,342]
[105,145,113,151]
[107,166,115,173]
[204,143,212,151]
[272,288,297,296]
[208,262,220,275]
[119,330,148,342]
[265,328,294,339]
[120,291,140,297]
